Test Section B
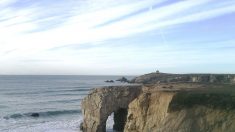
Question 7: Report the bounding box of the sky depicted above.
[0,0,235,75]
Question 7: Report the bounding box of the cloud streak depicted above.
[0,0,235,74]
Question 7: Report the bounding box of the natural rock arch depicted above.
[81,85,142,132]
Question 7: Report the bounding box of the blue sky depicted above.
[0,0,235,75]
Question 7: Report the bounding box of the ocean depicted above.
[0,75,134,132]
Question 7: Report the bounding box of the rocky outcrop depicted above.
[131,73,235,84]
[81,83,235,132]
[81,85,142,132]
[116,77,130,83]
[104,80,114,83]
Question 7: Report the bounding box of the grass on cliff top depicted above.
[168,84,235,112]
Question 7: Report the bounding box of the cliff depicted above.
[80,83,235,132]
[125,83,235,132]
[131,73,235,84]
[80,85,142,132]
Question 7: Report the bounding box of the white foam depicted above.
[106,113,114,132]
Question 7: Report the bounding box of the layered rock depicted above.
[81,85,142,132]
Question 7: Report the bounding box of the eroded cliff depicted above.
[81,83,235,132]
[81,85,142,132]
[125,84,235,132]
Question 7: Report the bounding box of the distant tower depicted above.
[156,70,160,74]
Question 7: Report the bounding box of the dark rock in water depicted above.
[116,77,129,83]
[105,80,114,83]
[31,113,39,117]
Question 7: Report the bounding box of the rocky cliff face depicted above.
[124,84,235,132]
[81,85,142,132]
[81,83,235,132]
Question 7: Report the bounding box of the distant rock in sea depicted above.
[105,80,114,83]
[31,113,39,117]
[116,77,129,83]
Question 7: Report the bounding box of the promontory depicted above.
[80,73,235,132]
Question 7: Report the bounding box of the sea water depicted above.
[0,75,134,132]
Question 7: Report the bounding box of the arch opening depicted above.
[106,112,114,132]
[106,108,128,132]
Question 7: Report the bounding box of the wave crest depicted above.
[3,109,81,119]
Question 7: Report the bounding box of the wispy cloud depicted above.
[0,0,235,74]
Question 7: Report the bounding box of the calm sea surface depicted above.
[0,75,134,132]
